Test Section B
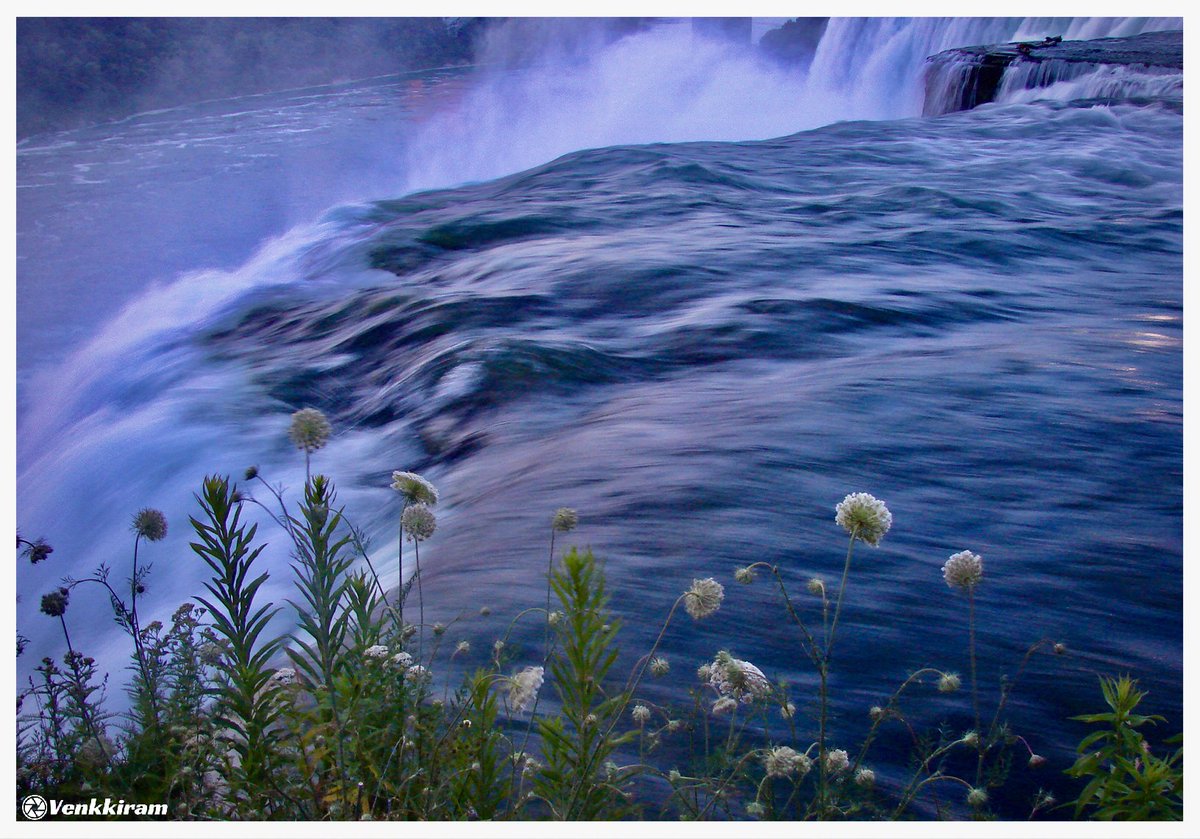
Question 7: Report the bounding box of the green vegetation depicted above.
[15,409,1182,821]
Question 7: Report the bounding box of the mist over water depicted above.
[16,17,1182,813]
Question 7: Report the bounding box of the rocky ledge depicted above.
[924,29,1182,115]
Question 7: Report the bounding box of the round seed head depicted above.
[132,508,168,541]
[289,408,332,453]
[835,492,892,546]
[552,507,578,532]
[943,550,983,590]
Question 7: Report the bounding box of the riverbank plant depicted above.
[16,409,1181,821]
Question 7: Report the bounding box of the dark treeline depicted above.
[16,17,492,139]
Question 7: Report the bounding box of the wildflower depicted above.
[268,668,298,687]
[25,539,53,564]
[1029,754,1047,768]
[745,802,765,818]
[1053,642,1067,655]
[432,622,446,636]
[364,645,389,660]
[289,408,332,452]
[454,640,470,656]
[493,639,505,657]
[806,577,826,597]
[938,672,962,693]
[967,787,988,808]
[523,755,542,775]
[709,651,772,702]
[401,623,418,640]
[782,702,797,720]
[835,492,892,546]
[734,566,755,584]
[392,651,414,668]
[712,697,738,716]
[132,508,168,541]
[552,507,578,532]
[40,588,69,618]
[855,767,876,787]
[508,666,545,713]
[943,550,983,590]
[406,664,429,681]
[666,719,681,733]
[869,705,885,721]
[632,705,651,725]
[962,730,981,747]
[825,749,850,774]
[696,663,713,681]
[764,746,806,779]
[584,714,598,727]
[401,503,436,541]
[244,466,259,481]
[391,471,438,505]
[668,769,683,784]
[547,610,562,626]
[649,657,670,677]
[684,578,724,619]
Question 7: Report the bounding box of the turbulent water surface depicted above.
[16,17,1182,814]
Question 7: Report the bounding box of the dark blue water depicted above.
[16,18,1181,818]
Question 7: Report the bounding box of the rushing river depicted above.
[16,17,1182,816]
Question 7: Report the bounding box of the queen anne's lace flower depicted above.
[943,550,983,589]
[649,657,670,677]
[938,672,962,693]
[289,408,332,453]
[709,651,772,703]
[508,666,545,713]
[402,503,436,541]
[734,566,755,584]
[364,645,389,660]
[552,508,578,532]
[684,578,724,619]
[631,704,651,725]
[391,471,438,505]
[825,748,850,774]
[392,651,414,668]
[132,508,168,541]
[835,492,892,546]
[855,768,876,787]
[764,746,807,779]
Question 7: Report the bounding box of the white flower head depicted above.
[392,651,414,668]
[631,704,651,725]
[391,471,438,505]
[745,801,765,818]
[781,702,797,720]
[649,657,670,677]
[364,645,389,660]
[697,663,713,681]
[453,640,471,656]
[684,577,725,619]
[406,663,429,681]
[734,566,755,584]
[943,550,983,590]
[764,746,806,779]
[967,787,988,808]
[806,577,826,597]
[709,651,772,703]
[508,666,545,713]
[855,767,876,787]
[835,492,892,546]
[289,408,332,453]
[938,672,962,693]
[268,667,298,687]
[825,748,850,774]
[402,503,436,542]
[712,697,738,716]
[552,508,578,532]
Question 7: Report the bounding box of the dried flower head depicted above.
[631,704,651,725]
[40,588,69,618]
[244,465,259,481]
[24,539,53,565]
[432,622,446,636]
[855,767,876,787]
[962,730,981,747]
[132,508,168,542]
[454,640,471,656]
[967,787,988,808]
[764,746,807,779]
[684,578,725,620]
[289,408,332,452]
[552,507,578,532]
[696,663,713,681]
[508,666,545,713]
[938,672,962,693]
[734,566,755,584]
[547,610,563,626]
[781,702,797,720]
[943,550,983,590]
[712,697,738,716]
[806,577,826,597]
[869,705,886,721]
[835,492,892,546]
[709,651,772,702]
[402,503,436,542]
[649,657,670,677]
[391,471,438,505]
[825,748,850,774]
[745,801,765,818]
[268,667,298,687]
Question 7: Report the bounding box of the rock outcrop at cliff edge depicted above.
[923,29,1182,115]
